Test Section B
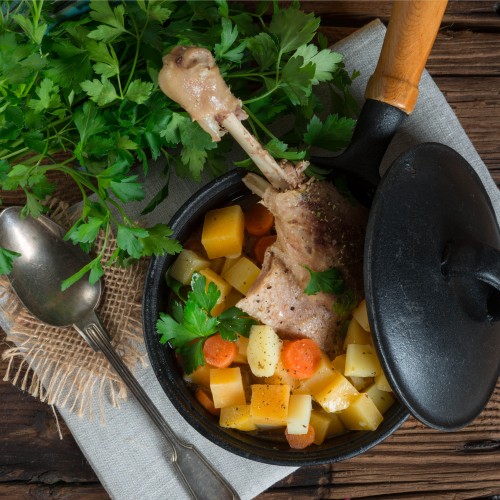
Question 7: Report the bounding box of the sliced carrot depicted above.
[285,425,316,449]
[253,234,277,265]
[202,333,238,368]
[245,203,274,236]
[195,387,220,416]
[281,338,323,380]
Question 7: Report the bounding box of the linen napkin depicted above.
[1,19,499,500]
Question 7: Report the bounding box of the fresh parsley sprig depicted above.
[156,273,256,374]
[0,0,358,282]
[304,265,356,317]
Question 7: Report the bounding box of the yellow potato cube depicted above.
[310,410,346,445]
[250,384,290,426]
[364,384,396,415]
[375,369,393,392]
[287,394,312,435]
[222,256,261,295]
[219,405,257,431]
[169,249,210,285]
[183,363,214,389]
[352,299,370,331]
[247,325,282,377]
[264,360,300,391]
[344,344,381,378]
[314,370,358,413]
[233,335,249,364]
[339,393,383,431]
[348,376,373,392]
[202,205,245,259]
[221,256,239,275]
[331,354,346,374]
[343,318,372,350]
[210,367,246,409]
[199,268,232,315]
[294,353,336,395]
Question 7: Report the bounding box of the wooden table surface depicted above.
[1,1,500,499]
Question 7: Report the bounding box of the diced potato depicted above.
[343,318,372,350]
[287,394,312,435]
[363,384,396,415]
[210,257,225,274]
[219,405,257,431]
[310,410,346,445]
[294,353,336,395]
[332,354,346,374]
[344,344,381,378]
[247,325,282,377]
[221,256,239,275]
[339,393,383,431]
[168,249,210,285]
[375,369,393,392]
[222,256,261,295]
[233,335,249,364]
[202,205,245,259]
[352,299,370,331]
[210,367,246,408]
[264,360,300,391]
[348,376,373,392]
[250,384,290,426]
[199,268,232,316]
[183,363,214,389]
[314,370,358,413]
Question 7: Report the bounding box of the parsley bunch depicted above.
[0,0,358,284]
[156,273,256,373]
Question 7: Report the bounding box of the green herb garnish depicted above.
[303,266,346,295]
[304,266,356,317]
[1,0,358,285]
[156,273,255,374]
[0,247,21,275]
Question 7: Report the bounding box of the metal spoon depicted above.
[0,206,239,500]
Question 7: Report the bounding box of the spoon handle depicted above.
[74,312,240,500]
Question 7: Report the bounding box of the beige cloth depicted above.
[1,20,499,500]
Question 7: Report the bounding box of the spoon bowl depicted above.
[0,206,100,326]
[0,206,239,500]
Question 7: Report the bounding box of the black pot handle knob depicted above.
[442,240,500,323]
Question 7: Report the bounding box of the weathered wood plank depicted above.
[299,1,500,30]
[0,483,109,500]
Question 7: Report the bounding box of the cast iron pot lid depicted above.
[365,142,500,430]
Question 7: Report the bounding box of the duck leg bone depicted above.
[158,45,302,191]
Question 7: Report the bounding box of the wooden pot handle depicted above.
[365,0,448,114]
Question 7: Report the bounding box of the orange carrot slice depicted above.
[253,234,277,265]
[285,425,316,449]
[281,338,322,380]
[202,334,238,369]
[245,203,274,236]
[195,387,220,416]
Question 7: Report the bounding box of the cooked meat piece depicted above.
[158,46,247,142]
[237,247,344,356]
[263,179,368,293]
[238,179,368,356]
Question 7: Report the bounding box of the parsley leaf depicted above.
[269,8,319,54]
[304,114,356,152]
[304,266,346,296]
[0,248,21,275]
[156,274,255,372]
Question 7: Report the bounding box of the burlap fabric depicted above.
[0,197,148,422]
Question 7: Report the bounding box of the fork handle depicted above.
[74,312,240,500]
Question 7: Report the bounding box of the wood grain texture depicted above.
[1,1,499,499]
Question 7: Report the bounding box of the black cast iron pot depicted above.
[142,169,409,466]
